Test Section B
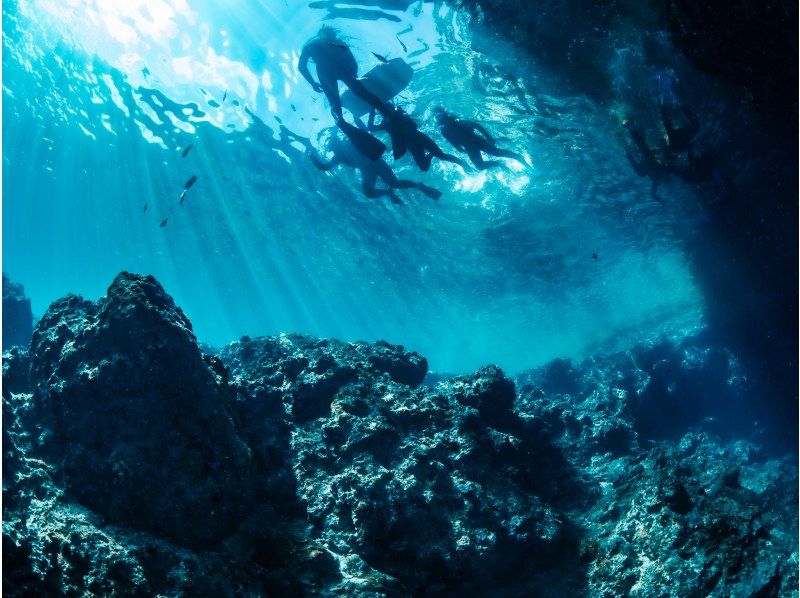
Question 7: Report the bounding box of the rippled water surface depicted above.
[3,0,706,372]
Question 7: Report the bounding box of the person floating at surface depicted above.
[433,107,528,170]
[367,104,468,171]
[308,130,442,203]
[299,26,387,159]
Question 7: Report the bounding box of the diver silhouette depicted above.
[368,104,467,171]
[660,103,700,156]
[308,130,442,204]
[433,108,527,170]
[299,27,387,159]
[624,106,736,204]
[624,124,670,200]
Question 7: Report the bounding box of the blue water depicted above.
[3,0,708,374]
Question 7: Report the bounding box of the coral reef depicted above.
[3,273,797,596]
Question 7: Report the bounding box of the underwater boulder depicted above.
[290,362,579,594]
[219,333,427,423]
[27,272,259,548]
[2,274,33,351]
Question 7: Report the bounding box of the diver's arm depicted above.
[298,46,322,92]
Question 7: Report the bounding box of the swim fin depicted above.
[337,118,386,160]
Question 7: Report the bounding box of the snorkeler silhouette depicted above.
[308,130,441,204]
[368,104,468,171]
[624,124,670,200]
[299,27,387,159]
[624,107,736,204]
[433,108,527,170]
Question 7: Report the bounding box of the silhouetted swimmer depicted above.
[433,108,527,170]
[368,105,468,171]
[160,217,169,227]
[181,144,193,157]
[624,125,669,200]
[183,175,198,190]
[660,103,700,156]
[299,27,388,159]
[308,131,441,204]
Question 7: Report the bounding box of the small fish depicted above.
[222,89,228,102]
[200,87,207,95]
[397,36,407,52]
[592,252,598,260]
[184,175,198,190]
[274,115,283,124]
[181,143,193,157]
[372,52,389,63]
[143,203,148,212]
[142,66,150,78]
[290,104,297,112]
[232,99,240,106]
[179,190,187,204]
[208,99,221,108]
[160,217,169,227]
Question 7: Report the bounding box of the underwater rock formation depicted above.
[3,273,797,596]
[2,274,33,351]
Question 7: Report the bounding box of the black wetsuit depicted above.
[660,104,700,155]
[299,38,384,120]
[625,128,670,199]
[309,135,441,202]
[437,113,526,170]
[370,107,466,171]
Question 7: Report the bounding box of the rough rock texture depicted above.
[3,273,797,596]
[2,274,33,350]
[517,338,799,597]
[463,0,798,455]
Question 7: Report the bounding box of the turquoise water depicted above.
[3,0,704,373]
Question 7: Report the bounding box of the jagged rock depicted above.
[2,274,33,350]
[518,337,798,597]
[219,334,427,423]
[2,347,31,396]
[3,273,797,596]
[27,273,262,548]
[576,432,798,597]
[289,366,577,593]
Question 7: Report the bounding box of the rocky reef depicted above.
[3,273,797,596]
[2,274,33,351]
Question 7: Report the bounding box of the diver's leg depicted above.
[650,178,664,203]
[319,74,343,120]
[361,168,401,203]
[659,105,676,139]
[467,147,503,170]
[344,78,386,114]
[376,161,440,199]
[410,145,432,171]
[484,144,527,166]
[422,136,467,169]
